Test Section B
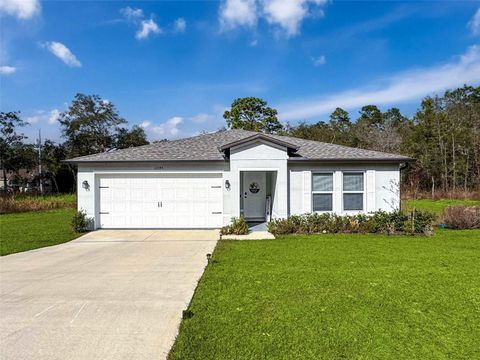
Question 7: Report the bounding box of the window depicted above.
[343,172,364,211]
[312,173,333,211]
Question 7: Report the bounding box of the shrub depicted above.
[268,210,436,236]
[404,210,436,235]
[370,210,408,235]
[443,206,480,229]
[267,218,296,235]
[221,217,249,235]
[71,210,93,233]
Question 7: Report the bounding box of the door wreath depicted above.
[249,182,260,194]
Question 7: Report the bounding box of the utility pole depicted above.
[38,128,43,195]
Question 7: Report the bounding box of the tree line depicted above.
[224,86,480,195]
[1,85,479,195]
[1,94,149,192]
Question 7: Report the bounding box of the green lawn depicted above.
[0,208,81,256]
[403,198,480,215]
[169,229,480,360]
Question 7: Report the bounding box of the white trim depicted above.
[94,172,224,229]
[341,171,366,212]
[91,170,224,174]
[366,170,376,212]
[237,168,279,218]
[311,172,334,213]
[237,167,280,172]
[231,138,287,153]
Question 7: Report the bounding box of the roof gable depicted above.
[218,133,299,152]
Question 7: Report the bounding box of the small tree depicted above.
[328,107,354,145]
[59,94,127,189]
[59,94,127,157]
[0,112,28,191]
[41,140,69,193]
[223,97,283,134]
[116,125,149,149]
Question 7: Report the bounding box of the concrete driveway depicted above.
[0,229,219,360]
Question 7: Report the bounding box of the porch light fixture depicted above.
[225,180,231,190]
[82,180,90,191]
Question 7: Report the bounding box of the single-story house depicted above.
[67,129,413,229]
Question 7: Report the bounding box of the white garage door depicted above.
[98,174,223,228]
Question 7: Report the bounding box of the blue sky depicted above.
[1,0,479,142]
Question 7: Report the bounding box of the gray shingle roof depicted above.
[66,129,413,163]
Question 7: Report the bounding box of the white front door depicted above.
[98,174,223,228]
[242,172,266,220]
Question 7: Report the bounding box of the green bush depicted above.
[268,210,436,236]
[267,218,295,235]
[221,217,249,235]
[71,210,93,233]
[404,210,436,235]
[370,210,408,235]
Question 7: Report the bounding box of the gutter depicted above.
[62,159,228,165]
[288,157,415,163]
[63,157,415,165]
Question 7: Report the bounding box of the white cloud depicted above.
[279,45,480,120]
[120,7,161,40]
[174,17,186,32]
[136,19,161,39]
[219,0,326,36]
[0,0,40,19]
[43,41,81,67]
[25,112,43,125]
[189,113,212,123]
[219,0,257,30]
[152,116,183,137]
[469,8,480,35]
[139,120,151,128]
[48,109,60,124]
[119,6,143,21]
[262,0,326,37]
[0,65,16,75]
[312,55,326,66]
[26,109,61,125]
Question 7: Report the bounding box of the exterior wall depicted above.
[224,140,289,223]
[288,162,401,216]
[77,168,96,227]
[76,151,401,229]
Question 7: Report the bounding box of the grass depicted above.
[403,198,480,215]
[0,193,76,214]
[11,193,76,204]
[169,229,480,360]
[0,208,81,256]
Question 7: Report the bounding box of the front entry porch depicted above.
[240,171,277,223]
[247,221,268,231]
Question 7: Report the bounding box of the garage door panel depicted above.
[99,174,223,229]
[194,202,207,213]
[192,216,207,227]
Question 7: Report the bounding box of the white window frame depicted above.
[311,172,334,213]
[342,171,365,212]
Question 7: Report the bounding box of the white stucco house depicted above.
[67,129,413,229]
